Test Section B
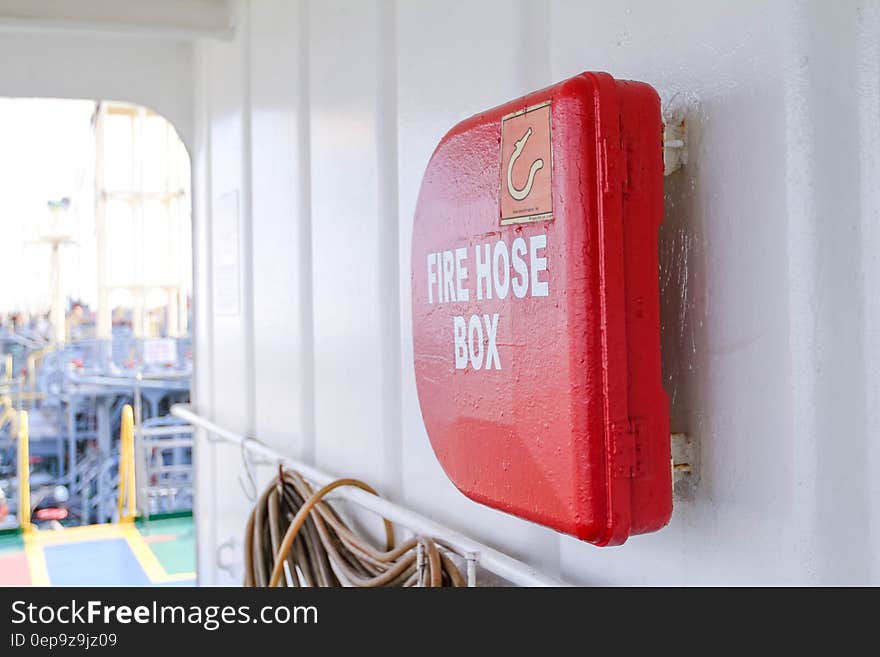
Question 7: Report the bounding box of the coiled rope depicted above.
[244,468,464,587]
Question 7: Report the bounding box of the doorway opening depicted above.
[0,98,196,586]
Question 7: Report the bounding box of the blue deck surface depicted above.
[0,517,196,586]
[43,538,152,586]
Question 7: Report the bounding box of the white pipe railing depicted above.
[170,404,565,587]
[68,372,191,390]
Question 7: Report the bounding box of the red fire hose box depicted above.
[411,72,671,545]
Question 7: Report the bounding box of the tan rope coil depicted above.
[244,468,464,587]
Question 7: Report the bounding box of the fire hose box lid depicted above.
[411,72,671,545]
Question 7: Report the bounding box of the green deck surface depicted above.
[137,516,196,575]
[0,532,23,555]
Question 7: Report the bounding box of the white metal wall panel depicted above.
[307,1,401,490]
[549,0,802,585]
[200,1,255,585]
[395,0,561,576]
[249,0,315,460]
[188,0,880,585]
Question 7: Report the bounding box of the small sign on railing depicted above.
[143,338,177,367]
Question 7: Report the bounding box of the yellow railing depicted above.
[0,395,17,433]
[20,345,52,389]
[116,404,137,522]
[18,410,30,533]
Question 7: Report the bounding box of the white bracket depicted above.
[671,432,699,498]
[663,113,688,176]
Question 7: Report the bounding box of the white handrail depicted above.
[170,404,565,587]
[68,373,191,389]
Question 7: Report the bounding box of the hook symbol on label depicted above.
[506,127,544,201]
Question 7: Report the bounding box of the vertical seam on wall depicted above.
[857,0,880,583]
[379,0,403,500]
[298,0,317,464]
[242,2,257,437]
[193,38,217,585]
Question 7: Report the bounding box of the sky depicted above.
[0,97,97,315]
[0,98,192,319]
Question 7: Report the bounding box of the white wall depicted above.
[0,31,195,148]
[132,0,880,584]
[1,0,875,586]
[0,0,230,38]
